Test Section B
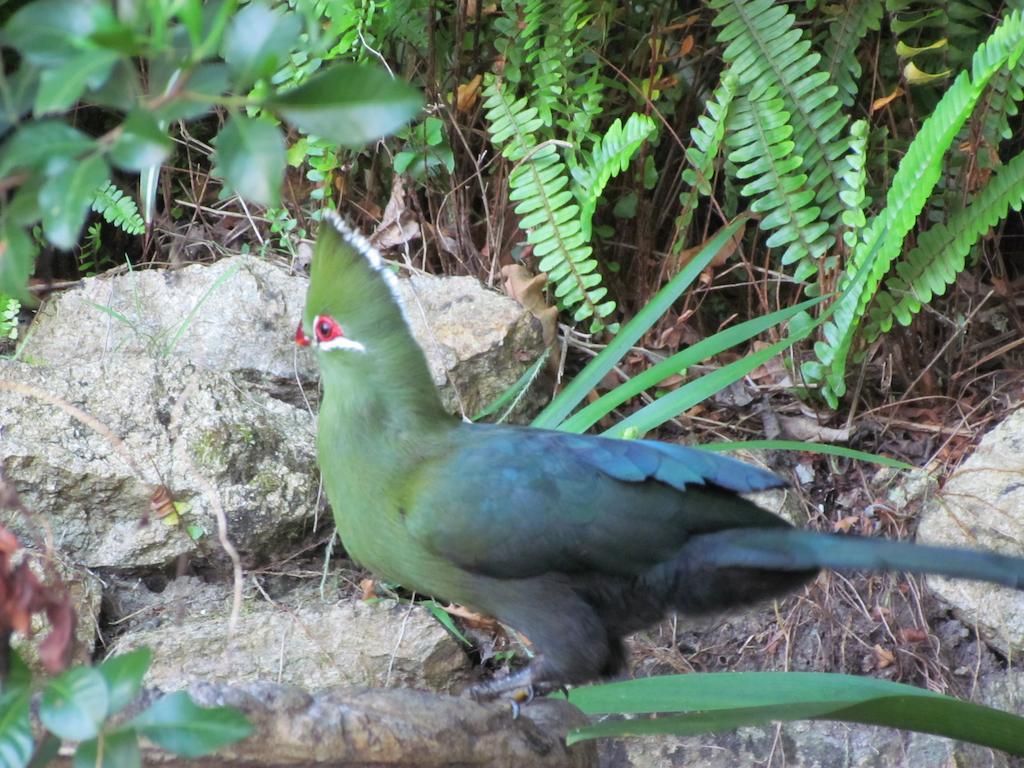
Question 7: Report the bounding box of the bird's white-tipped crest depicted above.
[322,211,404,307]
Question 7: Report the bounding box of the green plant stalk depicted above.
[701,440,913,469]
[560,671,1024,755]
[161,261,243,356]
[602,331,805,438]
[532,217,748,429]
[559,295,826,434]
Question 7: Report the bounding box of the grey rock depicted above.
[66,682,595,767]
[401,274,547,419]
[23,255,310,380]
[108,580,471,693]
[601,714,1017,767]
[22,255,548,420]
[0,355,318,568]
[917,407,1024,654]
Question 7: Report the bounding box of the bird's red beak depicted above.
[295,321,311,347]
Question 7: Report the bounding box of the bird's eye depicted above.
[314,315,343,343]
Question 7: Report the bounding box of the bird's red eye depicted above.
[295,321,311,347]
[314,315,343,343]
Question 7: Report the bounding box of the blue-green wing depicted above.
[403,424,790,579]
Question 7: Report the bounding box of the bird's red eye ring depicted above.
[314,315,343,343]
[295,321,311,347]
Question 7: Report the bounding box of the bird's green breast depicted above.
[315,395,474,604]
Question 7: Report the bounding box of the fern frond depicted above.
[867,148,1024,339]
[560,69,605,161]
[675,71,738,248]
[91,180,145,235]
[977,1,1024,147]
[725,89,832,282]
[574,113,656,239]
[804,10,1024,406]
[483,75,614,331]
[822,0,883,107]
[838,119,870,243]
[710,0,848,236]
[528,0,587,128]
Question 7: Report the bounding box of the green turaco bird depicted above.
[297,212,1024,699]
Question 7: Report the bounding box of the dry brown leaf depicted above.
[371,176,421,250]
[833,515,860,533]
[0,527,76,673]
[442,603,500,632]
[456,74,483,113]
[871,86,904,113]
[898,627,928,644]
[359,578,377,601]
[777,414,851,443]
[501,263,558,346]
[873,644,896,668]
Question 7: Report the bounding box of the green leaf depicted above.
[701,440,914,469]
[562,672,1024,756]
[152,63,230,123]
[0,66,40,134]
[129,692,252,758]
[212,115,284,207]
[34,50,119,115]
[0,120,95,177]
[27,733,61,768]
[40,667,109,742]
[0,678,32,768]
[559,296,826,434]
[222,2,301,89]
[39,153,109,249]
[266,63,423,147]
[73,729,141,768]
[532,219,748,429]
[110,110,172,171]
[0,218,38,303]
[98,648,151,716]
[3,0,103,66]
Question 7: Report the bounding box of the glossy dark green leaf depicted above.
[87,59,143,111]
[3,647,32,692]
[129,691,252,757]
[212,115,284,207]
[73,729,141,768]
[0,670,32,768]
[222,2,301,88]
[110,110,172,171]
[0,120,95,177]
[34,50,120,115]
[0,67,40,135]
[97,648,151,716]
[0,218,38,303]
[27,733,61,768]
[266,63,422,147]
[3,0,104,66]
[40,667,109,741]
[563,672,1024,756]
[39,153,109,249]
[152,64,230,123]
[8,177,44,227]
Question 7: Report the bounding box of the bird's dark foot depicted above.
[468,663,566,717]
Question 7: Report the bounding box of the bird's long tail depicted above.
[642,527,1024,620]
[698,527,1024,589]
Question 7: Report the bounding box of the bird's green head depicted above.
[296,212,409,359]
